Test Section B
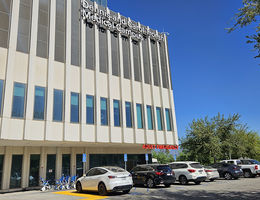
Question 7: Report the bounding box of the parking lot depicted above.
[1,177,260,200]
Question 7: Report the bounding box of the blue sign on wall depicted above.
[124,154,127,162]
[82,153,86,163]
[145,154,149,161]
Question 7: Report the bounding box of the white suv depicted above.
[169,162,207,185]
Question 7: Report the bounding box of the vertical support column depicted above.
[21,147,29,188]
[71,148,76,176]
[94,2,100,143]
[56,148,62,179]
[147,30,157,145]
[40,147,46,180]
[107,8,112,143]
[1,147,12,190]
[24,0,39,139]
[164,35,178,145]
[156,32,166,144]
[85,147,89,171]
[0,0,20,137]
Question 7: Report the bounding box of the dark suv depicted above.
[210,162,243,180]
[130,164,175,188]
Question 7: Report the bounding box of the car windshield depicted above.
[249,160,259,164]
[104,167,126,172]
[155,165,171,172]
[190,163,203,169]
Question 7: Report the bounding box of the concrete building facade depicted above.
[0,0,178,191]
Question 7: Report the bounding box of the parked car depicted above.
[203,166,220,181]
[221,159,260,178]
[210,162,243,180]
[76,166,133,195]
[130,164,175,188]
[168,162,207,185]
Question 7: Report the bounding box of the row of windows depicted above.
[0,81,173,131]
[0,0,172,89]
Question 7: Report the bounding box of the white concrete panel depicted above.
[124,128,134,143]
[156,131,165,144]
[34,57,48,86]
[135,129,145,144]
[110,76,120,99]
[111,127,122,143]
[1,118,24,140]
[122,79,131,101]
[166,132,174,145]
[143,84,152,105]
[133,82,142,103]
[97,73,108,97]
[53,63,65,90]
[82,125,95,142]
[84,69,95,95]
[152,87,161,106]
[68,65,80,92]
[24,120,45,140]
[146,131,155,144]
[13,52,28,83]
[162,88,170,107]
[0,48,7,79]
[97,126,109,143]
[45,122,63,141]
[65,123,80,141]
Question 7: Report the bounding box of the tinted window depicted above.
[87,169,97,176]
[136,104,143,129]
[175,164,188,169]
[71,0,80,66]
[156,165,171,172]
[227,161,234,164]
[133,40,141,82]
[12,83,26,118]
[33,86,46,120]
[241,160,251,165]
[86,22,95,69]
[17,0,33,53]
[0,0,12,48]
[190,163,203,169]
[86,95,94,124]
[146,105,153,130]
[53,89,63,121]
[37,0,50,58]
[142,36,151,84]
[165,108,172,131]
[156,107,163,131]
[125,101,132,128]
[96,168,107,175]
[10,155,23,189]
[113,100,120,127]
[122,36,131,79]
[99,27,108,73]
[105,167,125,173]
[159,41,169,88]
[151,39,160,86]
[111,31,119,76]
[100,97,108,125]
[55,0,66,63]
[71,92,79,123]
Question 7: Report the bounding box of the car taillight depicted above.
[155,172,164,176]
[233,167,237,170]
[188,169,196,173]
[205,170,213,172]
[255,165,258,170]
[108,176,116,179]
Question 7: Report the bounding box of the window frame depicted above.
[52,89,64,122]
[86,94,95,125]
[33,86,46,120]
[11,82,27,119]
[100,97,108,126]
[113,99,121,127]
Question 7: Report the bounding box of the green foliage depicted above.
[178,113,260,165]
[152,149,175,164]
[227,0,260,58]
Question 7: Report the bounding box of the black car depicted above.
[130,164,175,188]
[210,163,243,180]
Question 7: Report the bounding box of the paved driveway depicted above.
[1,177,260,200]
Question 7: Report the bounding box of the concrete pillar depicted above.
[40,147,46,180]
[21,147,29,188]
[1,147,12,190]
[71,148,76,176]
[56,148,62,179]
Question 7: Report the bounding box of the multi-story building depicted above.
[0,0,178,191]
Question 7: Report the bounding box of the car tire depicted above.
[98,183,108,196]
[146,178,155,188]
[76,181,82,193]
[164,184,171,188]
[179,176,188,185]
[122,189,131,194]
[209,179,214,182]
[194,181,201,185]
[224,172,232,180]
[244,170,252,178]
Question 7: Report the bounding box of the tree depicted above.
[227,0,260,58]
[152,149,175,164]
[180,113,260,165]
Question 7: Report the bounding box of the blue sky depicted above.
[108,0,260,140]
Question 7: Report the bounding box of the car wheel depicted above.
[209,179,214,182]
[179,176,188,185]
[244,171,252,178]
[76,181,82,193]
[122,189,131,194]
[194,181,201,185]
[98,183,108,196]
[146,178,155,188]
[164,184,171,188]
[224,172,232,180]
